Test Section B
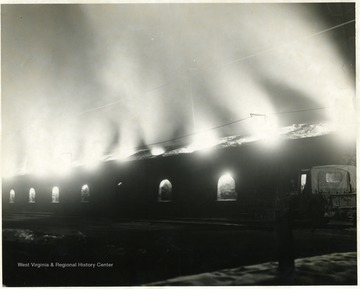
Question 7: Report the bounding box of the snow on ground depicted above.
[148,251,357,286]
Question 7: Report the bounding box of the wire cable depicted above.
[76,19,354,116]
[135,106,330,149]
[135,116,253,149]
[219,19,355,69]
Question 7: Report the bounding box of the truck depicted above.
[290,165,357,225]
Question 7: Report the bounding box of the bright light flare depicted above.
[31,163,51,177]
[250,114,281,146]
[2,164,18,179]
[261,131,281,147]
[221,172,233,180]
[55,153,73,176]
[189,131,219,153]
[328,96,357,146]
[81,148,103,169]
[2,5,355,179]
[118,143,137,161]
[27,150,54,177]
[83,158,101,170]
[150,146,165,156]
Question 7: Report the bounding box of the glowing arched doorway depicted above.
[9,189,15,203]
[81,184,90,203]
[29,188,36,203]
[217,174,237,201]
[158,179,173,202]
[52,186,60,203]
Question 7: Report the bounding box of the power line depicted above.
[218,19,355,69]
[77,100,123,116]
[136,116,253,149]
[3,16,351,136]
[271,106,331,115]
[76,19,354,116]
[305,19,354,39]
[135,106,330,150]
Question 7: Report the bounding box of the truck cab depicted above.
[292,165,356,224]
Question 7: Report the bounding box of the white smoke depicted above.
[2,4,355,177]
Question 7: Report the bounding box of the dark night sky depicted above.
[1,3,356,176]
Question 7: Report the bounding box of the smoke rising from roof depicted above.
[2,3,355,176]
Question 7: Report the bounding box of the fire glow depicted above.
[2,4,355,177]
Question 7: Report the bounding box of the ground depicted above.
[2,213,357,286]
[149,252,357,286]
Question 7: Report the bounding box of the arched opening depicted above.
[217,174,237,201]
[81,184,90,203]
[158,179,172,202]
[52,186,60,203]
[9,189,15,203]
[29,188,36,203]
